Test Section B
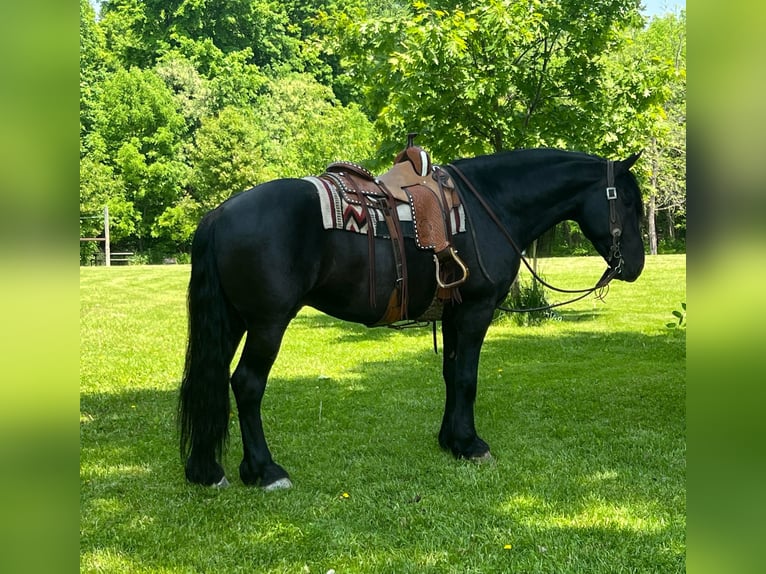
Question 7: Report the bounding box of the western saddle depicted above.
[320,134,469,325]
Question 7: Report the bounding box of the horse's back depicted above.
[215,177,317,224]
[213,178,322,245]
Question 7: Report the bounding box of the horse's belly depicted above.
[305,235,438,326]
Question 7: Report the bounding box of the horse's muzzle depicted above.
[618,260,644,282]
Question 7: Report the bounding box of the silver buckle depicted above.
[606,187,617,200]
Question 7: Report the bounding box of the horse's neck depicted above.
[500,175,584,247]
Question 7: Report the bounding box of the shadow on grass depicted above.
[555,308,606,322]
[80,327,685,573]
[291,310,441,345]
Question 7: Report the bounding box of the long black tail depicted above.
[178,209,239,473]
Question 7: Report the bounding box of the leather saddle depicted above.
[326,145,461,252]
[320,136,469,325]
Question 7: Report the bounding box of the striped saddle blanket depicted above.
[303,174,466,240]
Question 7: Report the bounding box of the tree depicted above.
[87,66,190,248]
[80,2,380,255]
[81,0,684,259]
[98,0,302,71]
[79,154,137,245]
[254,73,378,179]
[319,0,645,164]
[155,75,378,247]
[155,53,214,131]
[322,0,686,258]
[80,0,116,137]
[188,106,268,208]
[632,11,686,253]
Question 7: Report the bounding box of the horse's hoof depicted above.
[214,476,230,488]
[262,477,293,492]
[470,451,493,463]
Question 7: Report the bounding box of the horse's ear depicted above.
[620,151,643,171]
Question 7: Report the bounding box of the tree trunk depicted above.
[648,139,659,255]
[667,209,675,240]
[563,221,572,249]
[647,194,657,255]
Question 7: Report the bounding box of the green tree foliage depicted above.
[319,0,645,162]
[99,0,302,70]
[321,0,686,256]
[254,73,377,178]
[80,0,116,135]
[205,46,268,109]
[580,9,686,253]
[188,106,267,208]
[81,0,380,255]
[80,0,684,259]
[154,54,214,130]
[93,66,187,154]
[156,74,378,247]
[79,156,135,241]
[85,66,190,247]
[178,105,268,236]
[629,11,686,252]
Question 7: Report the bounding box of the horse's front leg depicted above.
[438,316,457,452]
[439,305,493,460]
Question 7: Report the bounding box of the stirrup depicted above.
[434,247,469,289]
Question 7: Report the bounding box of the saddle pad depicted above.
[304,176,466,239]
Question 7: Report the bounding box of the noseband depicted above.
[447,159,626,313]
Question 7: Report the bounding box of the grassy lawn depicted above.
[80,255,686,573]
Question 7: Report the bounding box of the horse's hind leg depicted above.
[231,321,292,490]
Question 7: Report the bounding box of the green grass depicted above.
[80,255,686,573]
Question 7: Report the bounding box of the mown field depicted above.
[80,254,686,573]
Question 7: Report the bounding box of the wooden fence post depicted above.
[104,205,111,267]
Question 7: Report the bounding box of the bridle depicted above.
[444,159,625,314]
[605,159,624,279]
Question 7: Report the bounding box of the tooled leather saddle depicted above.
[318,134,469,325]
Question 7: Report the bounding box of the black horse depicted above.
[179,148,645,489]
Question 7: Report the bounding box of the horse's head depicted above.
[578,153,645,282]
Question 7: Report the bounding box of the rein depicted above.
[445,160,625,314]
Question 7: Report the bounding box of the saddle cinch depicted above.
[319,135,469,325]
